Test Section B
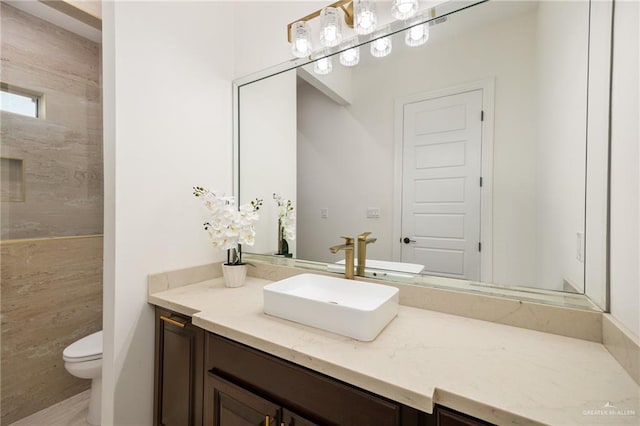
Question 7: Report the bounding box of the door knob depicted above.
[402,237,416,244]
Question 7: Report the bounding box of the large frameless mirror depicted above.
[235,0,611,309]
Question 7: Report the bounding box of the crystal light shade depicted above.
[370,36,392,58]
[354,0,378,34]
[405,22,429,47]
[392,0,419,20]
[340,46,360,66]
[320,7,342,47]
[314,56,333,75]
[291,21,312,58]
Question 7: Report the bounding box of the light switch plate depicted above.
[367,207,381,219]
[576,231,584,262]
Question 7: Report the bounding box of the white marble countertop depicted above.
[149,277,639,425]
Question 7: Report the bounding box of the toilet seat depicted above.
[63,330,103,362]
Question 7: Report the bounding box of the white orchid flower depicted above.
[239,228,256,246]
[195,187,262,263]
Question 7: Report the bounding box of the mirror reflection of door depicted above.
[400,90,483,281]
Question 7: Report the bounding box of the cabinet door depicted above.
[204,373,280,426]
[281,408,319,426]
[155,308,204,426]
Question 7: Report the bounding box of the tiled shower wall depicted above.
[0,4,103,424]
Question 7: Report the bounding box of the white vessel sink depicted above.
[327,259,424,283]
[263,273,399,341]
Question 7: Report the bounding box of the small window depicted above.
[0,85,40,118]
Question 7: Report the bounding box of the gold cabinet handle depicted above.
[264,415,271,426]
[160,315,188,328]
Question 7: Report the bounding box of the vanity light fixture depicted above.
[314,55,333,75]
[287,1,437,65]
[291,21,313,58]
[405,22,429,46]
[340,45,360,66]
[391,0,418,20]
[370,35,392,58]
[354,0,378,34]
[287,0,355,44]
[320,7,343,47]
[404,10,436,48]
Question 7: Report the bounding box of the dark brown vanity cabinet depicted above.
[204,333,423,426]
[154,307,493,426]
[154,307,204,426]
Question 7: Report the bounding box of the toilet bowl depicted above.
[64,330,102,425]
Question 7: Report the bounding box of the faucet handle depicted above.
[358,231,372,240]
[340,236,355,246]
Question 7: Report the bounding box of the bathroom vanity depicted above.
[154,305,490,426]
[149,268,639,426]
[148,0,639,423]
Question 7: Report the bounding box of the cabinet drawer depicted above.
[435,406,494,426]
[206,334,401,426]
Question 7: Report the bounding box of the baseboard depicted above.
[562,278,581,293]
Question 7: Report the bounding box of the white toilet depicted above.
[63,330,103,425]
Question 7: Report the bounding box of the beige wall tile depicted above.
[0,3,103,240]
[1,237,103,425]
[1,4,103,423]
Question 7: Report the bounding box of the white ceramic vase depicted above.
[222,264,248,288]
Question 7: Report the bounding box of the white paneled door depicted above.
[401,89,483,280]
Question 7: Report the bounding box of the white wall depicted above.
[297,78,396,263]
[610,0,640,337]
[233,1,325,78]
[98,5,640,426]
[102,1,235,423]
[534,1,589,292]
[298,63,353,105]
[232,1,327,259]
[297,7,541,288]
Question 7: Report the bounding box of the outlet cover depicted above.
[366,207,381,219]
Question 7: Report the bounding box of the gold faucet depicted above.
[357,232,377,277]
[329,237,355,280]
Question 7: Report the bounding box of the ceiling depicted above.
[6,0,102,43]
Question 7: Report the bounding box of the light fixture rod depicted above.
[287,0,354,42]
